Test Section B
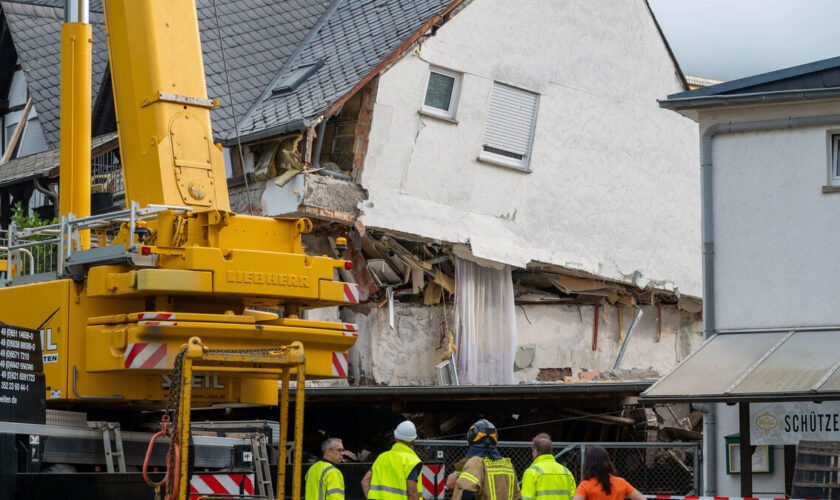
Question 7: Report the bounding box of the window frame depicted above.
[421,67,462,120]
[829,132,840,187]
[477,82,540,171]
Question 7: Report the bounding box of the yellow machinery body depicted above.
[0,0,359,408]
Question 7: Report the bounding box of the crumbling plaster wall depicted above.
[513,304,703,383]
[359,0,701,296]
[342,303,451,385]
[341,302,702,386]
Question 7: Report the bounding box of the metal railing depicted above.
[414,440,700,497]
[1,202,192,284]
[0,225,57,283]
[91,148,124,200]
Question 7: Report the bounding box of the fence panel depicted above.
[414,440,699,498]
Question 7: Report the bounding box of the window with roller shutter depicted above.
[479,82,539,170]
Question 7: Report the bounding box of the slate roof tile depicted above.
[1,0,332,146]
[236,0,452,140]
[0,0,455,185]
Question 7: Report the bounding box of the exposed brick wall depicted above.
[351,79,378,181]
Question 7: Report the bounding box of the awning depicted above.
[641,328,840,403]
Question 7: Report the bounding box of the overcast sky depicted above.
[648,0,840,82]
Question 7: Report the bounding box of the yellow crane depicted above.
[0,0,359,497]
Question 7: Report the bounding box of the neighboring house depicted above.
[0,0,703,399]
[646,56,840,497]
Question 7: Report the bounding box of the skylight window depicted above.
[271,61,324,95]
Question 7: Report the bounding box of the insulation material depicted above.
[453,256,516,385]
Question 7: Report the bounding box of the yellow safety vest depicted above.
[520,455,576,500]
[368,442,423,500]
[305,460,345,500]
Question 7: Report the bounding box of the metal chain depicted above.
[198,346,291,356]
[163,347,187,496]
[157,343,298,496]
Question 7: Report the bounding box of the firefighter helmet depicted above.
[467,419,498,446]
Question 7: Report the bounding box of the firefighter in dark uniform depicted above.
[451,419,521,500]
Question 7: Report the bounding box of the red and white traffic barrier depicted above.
[421,464,446,499]
[332,351,349,377]
[190,473,255,497]
[124,342,168,369]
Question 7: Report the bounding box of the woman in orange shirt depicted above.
[572,447,645,500]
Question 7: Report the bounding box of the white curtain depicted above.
[454,256,517,385]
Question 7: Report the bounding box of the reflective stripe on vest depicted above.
[368,442,422,500]
[305,461,344,500]
[483,457,516,500]
[524,455,575,500]
[370,485,409,495]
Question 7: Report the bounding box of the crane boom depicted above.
[104,0,231,211]
[0,0,359,408]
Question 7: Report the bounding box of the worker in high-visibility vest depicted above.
[451,419,521,500]
[305,437,346,500]
[521,433,576,500]
[361,421,422,500]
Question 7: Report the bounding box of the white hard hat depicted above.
[394,420,417,442]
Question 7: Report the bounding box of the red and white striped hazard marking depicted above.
[343,323,358,337]
[190,473,254,497]
[421,464,445,499]
[332,351,349,377]
[124,342,168,369]
[343,283,360,304]
[139,313,176,320]
[137,320,178,327]
[646,496,815,500]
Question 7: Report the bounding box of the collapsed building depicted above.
[0,0,705,465]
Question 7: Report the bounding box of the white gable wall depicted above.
[360,0,701,296]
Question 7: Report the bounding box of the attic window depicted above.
[271,61,324,95]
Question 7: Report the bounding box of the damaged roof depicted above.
[235,0,457,142]
[0,0,332,147]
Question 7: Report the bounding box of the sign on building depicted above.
[750,401,840,445]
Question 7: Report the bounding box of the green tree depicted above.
[9,203,57,274]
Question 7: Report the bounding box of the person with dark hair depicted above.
[521,433,576,500]
[572,446,645,500]
[451,419,520,500]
